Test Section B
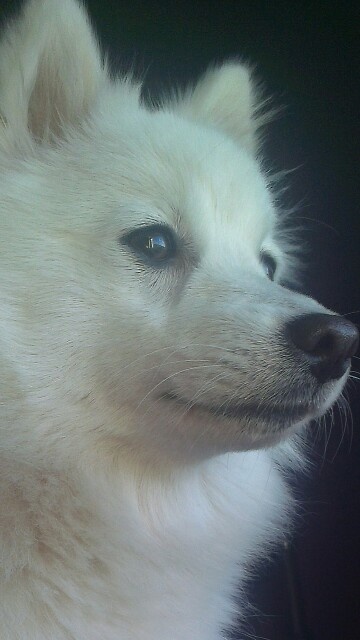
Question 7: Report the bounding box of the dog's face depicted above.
[86,115,353,459]
[0,0,357,466]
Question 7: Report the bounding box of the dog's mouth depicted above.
[161,391,316,428]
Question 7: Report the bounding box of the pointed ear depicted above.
[0,0,106,146]
[174,62,264,154]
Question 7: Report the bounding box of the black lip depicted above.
[162,392,312,424]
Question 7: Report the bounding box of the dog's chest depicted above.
[42,452,287,639]
[2,451,287,639]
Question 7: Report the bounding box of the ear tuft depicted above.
[0,0,106,146]
[172,62,268,154]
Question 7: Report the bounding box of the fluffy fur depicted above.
[0,1,350,638]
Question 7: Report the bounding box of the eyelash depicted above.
[121,225,177,266]
[260,252,277,281]
[121,225,278,282]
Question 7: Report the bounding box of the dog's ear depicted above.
[173,63,265,154]
[0,0,106,147]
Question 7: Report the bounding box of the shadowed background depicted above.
[1,1,359,638]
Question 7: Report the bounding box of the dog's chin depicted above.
[159,386,342,452]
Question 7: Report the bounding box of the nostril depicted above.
[311,332,337,358]
[286,313,359,383]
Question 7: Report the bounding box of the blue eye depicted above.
[122,225,177,265]
[261,252,277,281]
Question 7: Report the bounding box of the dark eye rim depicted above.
[120,224,177,266]
[260,251,277,281]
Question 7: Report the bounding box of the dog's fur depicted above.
[0,1,350,638]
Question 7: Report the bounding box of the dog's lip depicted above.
[161,391,314,424]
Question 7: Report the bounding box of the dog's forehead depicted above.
[75,105,276,252]
[109,109,274,242]
[159,123,274,249]
[180,153,274,246]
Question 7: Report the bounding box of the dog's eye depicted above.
[122,225,176,265]
[260,252,277,281]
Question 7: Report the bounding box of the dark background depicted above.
[1,1,359,638]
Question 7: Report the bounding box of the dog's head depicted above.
[0,0,357,466]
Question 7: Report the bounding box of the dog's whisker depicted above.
[134,364,226,412]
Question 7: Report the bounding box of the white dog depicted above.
[0,1,357,638]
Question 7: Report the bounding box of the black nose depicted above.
[286,313,359,383]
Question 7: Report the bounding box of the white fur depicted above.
[0,1,348,638]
